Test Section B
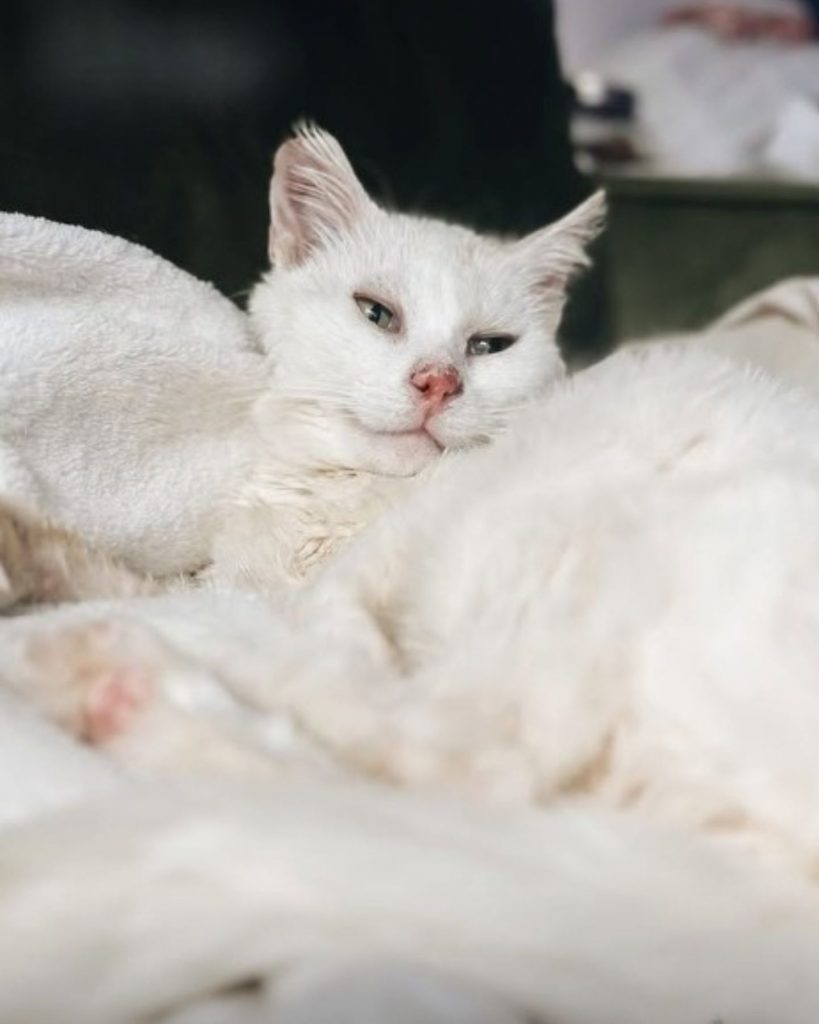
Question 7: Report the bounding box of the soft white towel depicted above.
[0,214,265,574]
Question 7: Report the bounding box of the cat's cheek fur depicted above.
[253,276,565,464]
[427,340,564,450]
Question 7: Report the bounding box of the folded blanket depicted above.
[690,276,819,398]
[0,214,264,574]
[621,275,819,400]
[714,275,819,333]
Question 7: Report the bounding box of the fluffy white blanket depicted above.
[0,213,262,574]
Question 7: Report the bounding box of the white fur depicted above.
[261,343,819,868]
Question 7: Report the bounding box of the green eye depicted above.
[467,334,517,356]
[355,295,398,332]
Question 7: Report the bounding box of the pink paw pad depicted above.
[81,669,153,743]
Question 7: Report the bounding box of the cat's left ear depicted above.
[512,191,606,299]
[268,124,376,269]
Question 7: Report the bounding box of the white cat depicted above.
[0,125,602,603]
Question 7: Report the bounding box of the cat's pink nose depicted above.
[410,364,462,414]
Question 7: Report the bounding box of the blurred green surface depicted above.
[602,174,819,341]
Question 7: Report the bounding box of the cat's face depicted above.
[250,126,604,476]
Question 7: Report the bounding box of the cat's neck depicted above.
[206,393,421,595]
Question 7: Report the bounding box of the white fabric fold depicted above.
[0,213,264,573]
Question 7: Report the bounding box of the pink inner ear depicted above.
[537,272,563,295]
[268,128,371,268]
[270,150,312,265]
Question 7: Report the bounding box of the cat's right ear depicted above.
[511,191,607,300]
[268,124,375,268]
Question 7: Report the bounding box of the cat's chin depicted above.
[354,426,443,477]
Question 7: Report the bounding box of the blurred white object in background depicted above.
[601,24,819,175]
[555,0,819,178]
[554,0,679,77]
[764,94,819,176]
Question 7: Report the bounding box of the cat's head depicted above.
[250,125,604,476]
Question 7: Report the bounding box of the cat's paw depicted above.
[23,618,166,743]
[77,658,154,743]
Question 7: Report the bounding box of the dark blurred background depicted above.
[0,0,606,355]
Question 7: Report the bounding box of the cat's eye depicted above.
[355,295,399,333]
[467,334,517,357]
